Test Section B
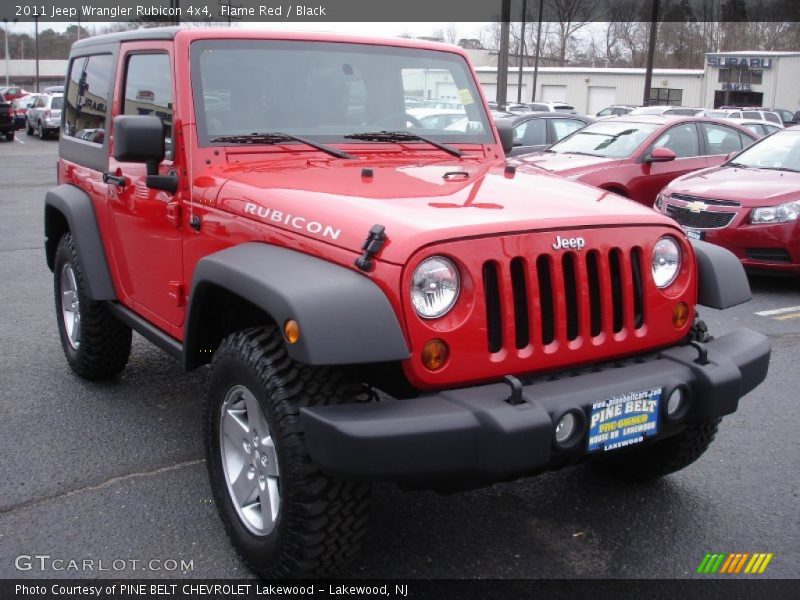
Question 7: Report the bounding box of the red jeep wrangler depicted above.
[45,28,770,577]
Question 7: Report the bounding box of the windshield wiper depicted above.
[562,151,603,157]
[344,131,462,157]
[725,161,749,168]
[760,166,800,173]
[209,132,354,159]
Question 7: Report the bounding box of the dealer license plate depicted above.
[684,228,704,241]
[587,387,662,453]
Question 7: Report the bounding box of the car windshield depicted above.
[728,130,800,172]
[191,40,492,146]
[548,120,659,158]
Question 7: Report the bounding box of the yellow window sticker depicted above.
[458,88,474,105]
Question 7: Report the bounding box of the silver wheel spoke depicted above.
[261,436,279,477]
[243,390,269,436]
[60,264,81,349]
[262,478,280,524]
[230,463,258,507]
[222,406,248,442]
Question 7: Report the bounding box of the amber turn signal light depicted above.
[284,319,300,344]
[672,302,689,329]
[421,339,449,371]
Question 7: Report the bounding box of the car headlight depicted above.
[410,256,460,319]
[750,201,799,224]
[652,236,681,288]
[654,192,667,210]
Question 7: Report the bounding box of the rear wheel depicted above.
[26,120,33,136]
[38,121,47,140]
[206,326,372,578]
[591,419,721,481]
[53,232,132,380]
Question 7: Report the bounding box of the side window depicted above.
[652,123,700,158]
[63,54,114,143]
[701,123,744,155]
[514,118,546,146]
[597,108,612,117]
[764,124,781,134]
[552,118,586,141]
[763,112,781,125]
[742,111,760,120]
[123,53,174,157]
[742,124,761,137]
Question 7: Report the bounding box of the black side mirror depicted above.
[496,120,514,155]
[113,115,177,192]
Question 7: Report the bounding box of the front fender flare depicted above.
[185,243,410,369]
[691,239,752,309]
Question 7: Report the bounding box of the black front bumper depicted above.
[301,328,770,484]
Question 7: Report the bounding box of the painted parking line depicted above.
[14,136,24,144]
[755,306,800,317]
[774,312,800,321]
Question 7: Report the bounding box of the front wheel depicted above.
[591,419,721,481]
[205,326,372,578]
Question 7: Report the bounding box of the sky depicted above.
[6,21,488,41]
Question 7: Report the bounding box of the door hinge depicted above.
[166,201,182,228]
[168,281,185,307]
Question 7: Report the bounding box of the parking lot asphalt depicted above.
[0,134,798,580]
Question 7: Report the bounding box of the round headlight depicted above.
[410,256,460,319]
[652,236,681,288]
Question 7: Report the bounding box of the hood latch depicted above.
[354,224,386,272]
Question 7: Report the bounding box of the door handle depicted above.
[103,172,127,188]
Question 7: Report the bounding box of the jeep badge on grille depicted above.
[552,235,586,250]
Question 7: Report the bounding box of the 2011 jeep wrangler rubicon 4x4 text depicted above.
[45,28,770,578]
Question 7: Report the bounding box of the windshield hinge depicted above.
[354,224,386,272]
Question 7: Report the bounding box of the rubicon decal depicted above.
[243,203,341,240]
[696,552,774,574]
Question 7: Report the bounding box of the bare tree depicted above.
[546,0,601,65]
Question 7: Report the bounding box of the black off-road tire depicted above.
[591,419,721,481]
[205,326,372,578]
[53,232,132,380]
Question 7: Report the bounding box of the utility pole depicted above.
[496,0,511,108]
[34,15,39,92]
[531,0,544,102]
[3,18,16,87]
[516,0,527,103]
[642,0,659,106]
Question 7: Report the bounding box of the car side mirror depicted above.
[496,120,514,155]
[648,147,676,163]
[113,115,177,192]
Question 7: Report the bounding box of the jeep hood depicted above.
[212,158,675,264]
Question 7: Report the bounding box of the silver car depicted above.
[26,93,63,139]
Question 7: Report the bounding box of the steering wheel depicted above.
[373,112,423,129]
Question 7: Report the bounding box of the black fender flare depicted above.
[44,184,117,301]
[184,243,410,369]
[691,239,752,309]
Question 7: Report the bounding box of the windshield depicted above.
[548,120,659,158]
[191,40,492,146]
[728,130,800,172]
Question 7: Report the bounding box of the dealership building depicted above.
[472,50,800,114]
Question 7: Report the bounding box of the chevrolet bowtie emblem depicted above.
[686,201,708,213]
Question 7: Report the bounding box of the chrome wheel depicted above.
[60,264,81,349]
[219,384,280,536]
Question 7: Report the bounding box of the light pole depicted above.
[516,0,527,103]
[3,18,17,87]
[34,15,39,92]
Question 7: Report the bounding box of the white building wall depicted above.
[475,67,705,114]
